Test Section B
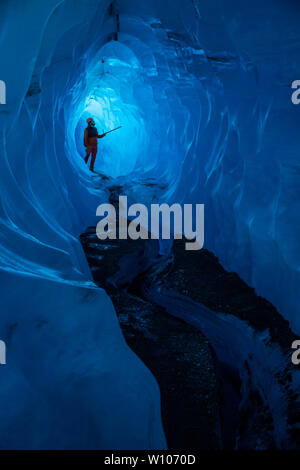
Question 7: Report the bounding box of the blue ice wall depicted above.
[0,0,166,449]
[0,0,299,448]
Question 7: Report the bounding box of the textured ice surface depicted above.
[0,0,299,448]
[0,273,165,449]
[0,0,166,449]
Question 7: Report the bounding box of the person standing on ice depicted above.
[84,118,106,172]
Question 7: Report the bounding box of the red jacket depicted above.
[84,128,106,147]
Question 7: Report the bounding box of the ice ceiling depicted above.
[0,0,300,449]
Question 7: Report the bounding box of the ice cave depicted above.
[0,0,300,450]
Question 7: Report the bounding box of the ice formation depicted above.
[0,0,299,448]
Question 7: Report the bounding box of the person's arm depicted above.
[97,133,106,139]
[84,129,89,147]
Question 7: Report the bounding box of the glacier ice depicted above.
[0,0,300,448]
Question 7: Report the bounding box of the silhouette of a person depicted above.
[84,118,106,172]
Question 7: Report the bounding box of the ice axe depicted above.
[102,126,122,136]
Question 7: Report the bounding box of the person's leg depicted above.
[84,147,91,164]
[90,147,97,171]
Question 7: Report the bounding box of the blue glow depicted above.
[72,43,150,177]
